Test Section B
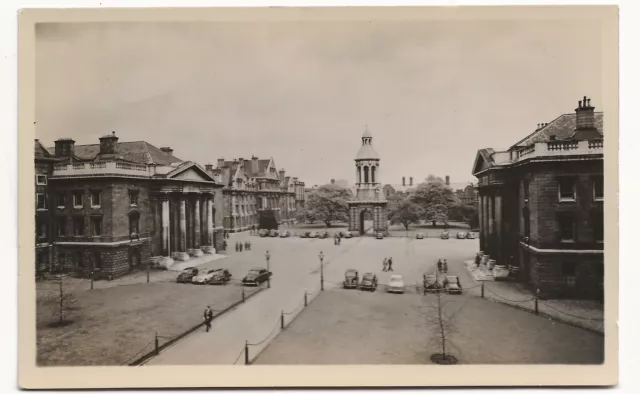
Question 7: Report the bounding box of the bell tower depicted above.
[347,127,388,235]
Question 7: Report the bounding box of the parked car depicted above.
[209,268,232,285]
[176,267,199,283]
[387,274,405,294]
[309,231,318,238]
[258,229,270,237]
[279,230,290,238]
[440,231,450,239]
[416,232,424,239]
[423,273,440,292]
[242,267,272,286]
[192,269,218,284]
[456,231,467,239]
[360,272,379,291]
[300,231,310,238]
[343,269,359,289]
[375,232,384,240]
[269,229,279,237]
[319,231,329,239]
[466,232,477,239]
[443,275,462,294]
[341,231,353,239]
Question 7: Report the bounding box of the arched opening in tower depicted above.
[371,166,376,183]
[357,167,362,183]
[364,166,369,183]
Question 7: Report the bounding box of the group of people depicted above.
[382,257,394,272]
[437,259,448,273]
[235,240,252,252]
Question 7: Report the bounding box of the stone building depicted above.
[455,183,479,205]
[472,97,604,300]
[347,128,388,234]
[35,132,225,279]
[208,156,302,233]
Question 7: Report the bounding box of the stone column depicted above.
[482,195,489,252]
[494,191,503,264]
[487,193,495,257]
[161,197,170,256]
[173,195,190,261]
[477,193,484,251]
[189,195,203,257]
[203,195,215,254]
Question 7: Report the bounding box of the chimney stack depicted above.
[573,96,600,140]
[205,164,213,172]
[160,147,174,156]
[445,175,450,186]
[402,176,406,186]
[54,138,75,157]
[279,169,286,181]
[251,155,259,173]
[217,158,225,168]
[410,177,413,186]
[331,178,335,184]
[99,131,119,155]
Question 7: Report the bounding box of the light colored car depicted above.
[466,232,477,239]
[456,231,467,239]
[309,231,318,238]
[279,230,290,238]
[388,274,405,294]
[192,269,218,284]
[416,232,424,239]
[375,232,384,239]
[341,231,353,239]
[443,275,462,294]
[440,231,450,239]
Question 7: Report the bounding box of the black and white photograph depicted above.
[18,5,618,389]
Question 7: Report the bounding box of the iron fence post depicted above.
[481,281,484,298]
[155,332,159,355]
[535,288,540,315]
[244,340,249,365]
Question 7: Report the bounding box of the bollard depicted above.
[267,277,271,289]
[481,281,484,298]
[155,332,159,355]
[90,271,94,290]
[244,340,249,365]
[147,264,150,283]
[280,310,284,329]
[304,290,308,307]
[535,288,540,315]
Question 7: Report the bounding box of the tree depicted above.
[305,184,351,227]
[258,209,278,230]
[388,198,423,230]
[424,289,458,364]
[410,176,458,226]
[43,274,78,327]
[448,202,478,228]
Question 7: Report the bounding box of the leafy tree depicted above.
[305,184,351,227]
[410,176,458,226]
[448,202,479,227]
[258,209,278,230]
[388,198,424,230]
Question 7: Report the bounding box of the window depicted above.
[593,212,604,242]
[94,251,102,270]
[558,213,575,242]
[558,178,576,202]
[91,190,101,208]
[36,174,47,185]
[562,262,577,287]
[36,193,46,210]
[73,216,84,236]
[90,216,102,236]
[129,190,139,206]
[73,191,84,208]
[593,176,604,201]
[57,216,66,236]
[523,180,530,202]
[76,251,84,269]
[37,218,47,238]
[129,212,140,235]
[57,193,66,208]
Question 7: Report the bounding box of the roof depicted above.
[383,184,415,194]
[46,141,183,165]
[510,112,604,149]
[34,139,52,159]
[362,128,372,138]
[356,143,380,160]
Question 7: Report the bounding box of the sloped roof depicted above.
[219,158,272,178]
[46,141,182,165]
[383,184,415,194]
[510,112,604,149]
[356,143,380,160]
[34,139,52,159]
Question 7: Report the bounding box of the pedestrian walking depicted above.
[222,240,227,251]
[443,259,448,273]
[382,258,388,272]
[388,257,394,272]
[203,306,214,332]
[437,259,443,272]
[239,242,243,252]
[247,241,252,250]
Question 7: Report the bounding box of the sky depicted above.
[35,17,603,187]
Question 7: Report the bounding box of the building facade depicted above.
[35,132,225,279]
[347,129,388,235]
[455,183,479,205]
[472,97,604,300]
[209,156,303,233]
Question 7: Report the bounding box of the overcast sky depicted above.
[35,18,602,187]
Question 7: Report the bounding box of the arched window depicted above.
[371,166,376,183]
[357,167,362,183]
[364,166,369,183]
[129,211,140,235]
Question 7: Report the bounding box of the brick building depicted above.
[35,132,225,279]
[472,97,604,300]
[208,156,303,233]
[455,183,479,205]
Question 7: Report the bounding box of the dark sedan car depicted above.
[242,268,272,286]
[209,268,232,285]
[176,267,199,283]
[258,229,270,237]
[360,272,378,291]
[343,269,359,289]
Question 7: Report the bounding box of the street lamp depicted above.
[319,250,324,291]
[265,251,271,272]
[265,251,271,289]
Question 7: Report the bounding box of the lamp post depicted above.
[319,251,324,291]
[265,251,271,289]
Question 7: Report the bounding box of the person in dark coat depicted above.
[387,257,394,271]
[222,240,227,251]
[443,259,448,273]
[239,242,243,252]
[203,306,214,332]
[437,259,443,272]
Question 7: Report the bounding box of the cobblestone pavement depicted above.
[462,261,604,333]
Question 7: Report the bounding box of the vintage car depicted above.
[341,231,353,239]
[466,232,477,239]
[443,275,462,294]
[209,268,232,285]
[343,269,359,289]
[440,231,450,240]
[279,230,291,238]
[416,232,425,239]
[258,229,270,237]
[269,229,279,237]
[375,232,384,240]
[318,231,329,239]
[360,272,379,291]
[192,269,219,285]
[242,267,272,286]
[309,231,319,238]
[299,231,310,238]
[423,273,440,292]
[387,274,405,294]
[176,267,199,283]
[456,231,467,239]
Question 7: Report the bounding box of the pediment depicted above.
[472,151,492,176]
[167,163,217,183]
